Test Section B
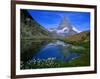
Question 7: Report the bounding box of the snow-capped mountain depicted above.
[49,16,78,37]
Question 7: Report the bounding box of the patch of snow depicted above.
[56,27,69,34]
[72,26,81,33]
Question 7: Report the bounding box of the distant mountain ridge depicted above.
[21,9,52,39]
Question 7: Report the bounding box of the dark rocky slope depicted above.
[20,9,52,39]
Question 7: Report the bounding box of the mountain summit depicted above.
[58,16,72,30]
[49,16,78,37]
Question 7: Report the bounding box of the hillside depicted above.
[20,9,52,39]
[63,31,90,45]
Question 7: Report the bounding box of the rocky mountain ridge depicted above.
[49,16,78,37]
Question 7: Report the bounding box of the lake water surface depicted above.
[32,40,80,62]
[21,39,90,69]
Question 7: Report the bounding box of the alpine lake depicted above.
[21,39,90,69]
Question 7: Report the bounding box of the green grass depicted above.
[63,40,90,67]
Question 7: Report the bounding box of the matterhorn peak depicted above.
[49,16,78,37]
[58,16,72,30]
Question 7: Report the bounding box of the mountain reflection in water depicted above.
[21,40,80,63]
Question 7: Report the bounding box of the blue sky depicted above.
[27,9,90,32]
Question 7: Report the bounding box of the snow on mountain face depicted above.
[56,27,69,34]
[72,27,81,33]
[49,16,78,37]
